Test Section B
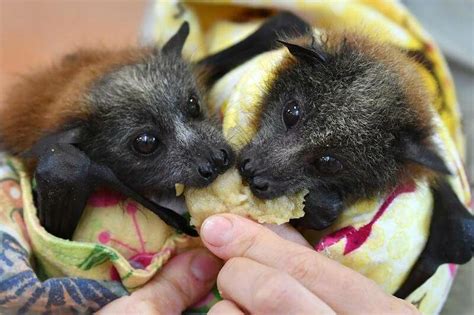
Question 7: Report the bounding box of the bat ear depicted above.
[162,21,190,55]
[397,132,451,175]
[23,127,83,158]
[278,40,326,64]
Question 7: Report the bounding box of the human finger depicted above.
[97,248,222,315]
[208,300,244,315]
[216,257,334,315]
[201,214,418,314]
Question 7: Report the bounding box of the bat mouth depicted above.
[144,189,197,236]
[147,190,189,216]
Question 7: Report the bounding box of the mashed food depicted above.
[185,168,307,227]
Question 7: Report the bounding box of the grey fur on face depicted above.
[239,34,438,206]
[78,45,233,195]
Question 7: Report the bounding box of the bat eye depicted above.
[316,155,343,175]
[133,133,158,155]
[283,99,301,129]
[188,95,200,118]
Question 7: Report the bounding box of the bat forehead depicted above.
[90,53,198,109]
[266,51,413,142]
[87,53,203,129]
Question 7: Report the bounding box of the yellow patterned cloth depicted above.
[1,158,191,291]
[0,1,470,314]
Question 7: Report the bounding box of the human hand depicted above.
[200,214,419,315]
[96,248,222,315]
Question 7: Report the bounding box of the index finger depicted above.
[200,214,418,314]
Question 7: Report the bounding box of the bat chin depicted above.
[147,191,188,216]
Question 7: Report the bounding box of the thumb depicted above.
[97,248,222,315]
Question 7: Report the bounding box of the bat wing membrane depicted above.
[395,178,473,298]
[35,143,93,239]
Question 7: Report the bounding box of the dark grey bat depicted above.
[233,18,473,298]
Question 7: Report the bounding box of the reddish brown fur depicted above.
[0,47,152,154]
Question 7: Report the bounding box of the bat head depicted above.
[76,22,234,195]
[238,33,449,204]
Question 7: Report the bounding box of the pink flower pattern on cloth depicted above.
[316,184,417,255]
[72,188,183,286]
[90,190,155,267]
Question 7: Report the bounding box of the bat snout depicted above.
[195,146,234,185]
[237,157,282,199]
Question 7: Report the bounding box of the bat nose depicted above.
[212,148,231,170]
[196,147,234,184]
[238,158,274,199]
[239,158,253,178]
[198,161,218,181]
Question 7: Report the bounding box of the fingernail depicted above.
[201,216,233,247]
[190,252,221,282]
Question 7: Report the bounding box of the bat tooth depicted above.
[175,183,185,197]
